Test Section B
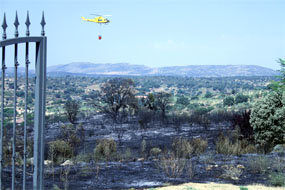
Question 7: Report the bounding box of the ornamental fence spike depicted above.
[40,12,46,36]
[25,11,31,36]
[14,11,20,38]
[2,13,8,39]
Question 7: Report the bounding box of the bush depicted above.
[156,151,193,178]
[248,156,270,174]
[119,148,134,161]
[269,172,285,187]
[94,139,117,161]
[232,111,253,142]
[193,107,212,115]
[223,96,235,106]
[191,138,208,155]
[216,134,256,155]
[204,91,213,98]
[176,96,189,106]
[250,92,285,152]
[220,164,243,180]
[235,94,249,104]
[172,138,193,158]
[150,147,162,157]
[73,153,94,164]
[49,140,73,164]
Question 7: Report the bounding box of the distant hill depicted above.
[47,62,279,77]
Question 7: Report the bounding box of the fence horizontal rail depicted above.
[0,37,45,47]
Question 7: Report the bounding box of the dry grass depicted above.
[150,182,285,190]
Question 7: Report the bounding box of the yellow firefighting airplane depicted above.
[81,14,111,24]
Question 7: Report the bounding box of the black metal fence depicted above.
[0,12,47,190]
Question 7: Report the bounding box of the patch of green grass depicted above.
[240,186,248,190]
[269,172,285,187]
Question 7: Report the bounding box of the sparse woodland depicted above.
[1,61,285,189]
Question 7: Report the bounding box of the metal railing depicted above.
[0,12,47,190]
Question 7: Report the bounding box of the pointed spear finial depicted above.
[25,11,31,36]
[40,11,46,36]
[2,13,8,39]
[14,11,20,38]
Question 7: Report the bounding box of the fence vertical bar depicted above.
[12,12,20,190]
[0,12,8,190]
[23,11,31,190]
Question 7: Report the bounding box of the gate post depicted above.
[0,12,47,190]
[33,13,47,190]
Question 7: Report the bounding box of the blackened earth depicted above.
[3,116,284,190]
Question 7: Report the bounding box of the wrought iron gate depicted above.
[0,12,47,190]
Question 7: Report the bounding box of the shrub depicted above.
[250,92,285,152]
[191,138,208,155]
[150,147,162,157]
[216,134,256,155]
[172,138,194,158]
[216,135,242,155]
[220,164,243,180]
[119,148,133,161]
[49,140,73,164]
[193,107,212,115]
[73,153,94,164]
[223,96,235,106]
[235,94,249,104]
[156,151,193,178]
[271,156,285,172]
[94,139,117,161]
[176,96,189,105]
[60,124,81,150]
[248,156,270,174]
[232,111,253,142]
[269,172,285,187]
[204,91,213,98]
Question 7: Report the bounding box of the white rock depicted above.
[61,160,74,166]
[44,160,53,165]
[27,157,34,165]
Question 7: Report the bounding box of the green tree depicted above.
[250,59,285,152]
[64,100,80,124]
[223,96,235,106]
[250,92,285,152]
[144,93,156,111]
[176,96,189,106]
[235,94,249,104]
[94,78,137,121]
[204,91,213,98]
[154,92,172,119]
[268,58,285,92]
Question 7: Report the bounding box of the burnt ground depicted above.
[2,115,285,190]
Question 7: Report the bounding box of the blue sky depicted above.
[0,0,284,70]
